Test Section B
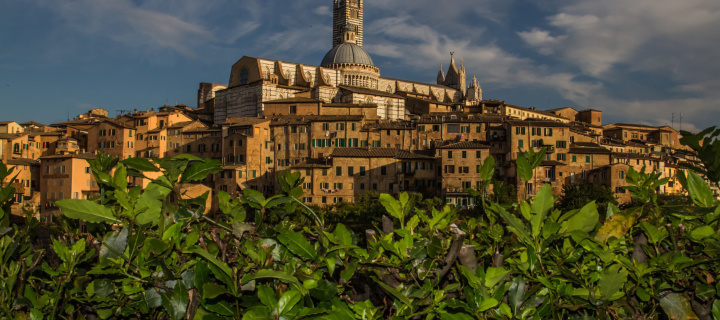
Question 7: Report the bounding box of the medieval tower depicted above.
[333,0,364,48]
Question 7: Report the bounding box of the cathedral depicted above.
[212,0,482,125]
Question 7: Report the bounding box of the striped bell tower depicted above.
[333,0,364,47]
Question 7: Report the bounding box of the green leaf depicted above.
[310,279,338,302]
[596,209,637,242]
[258,285,278,310]
[439,313,475,320]
[598,264,628,300]
[246,269,307,295]
[687,171,715,207]
[484,267,510,288]
[122,158,160,172]
[379,193,404,222]
[135,182,172,225]
[659,293,700,320]
[278,289,302,316]
[690,226,715,241]
[478,298,499,312]
[202,283,227,300]
[480,155,496,182]
[516,156,532,183]
[232,222,253,239]
[113,164,128,190]
[161,282,189,320]
[30,308,43,320]
[55,199,120,224]
[711,300,720,320]
[561,201,598,233]
[695,285,716,301]
[334,224,353,246]
[489,203,532,246]
[277,230,318,260]
[100,227,129,263]
[373,277,411,307]
[180,159,222,183]
[530,184,553,238]
[508,277,526,314]
[184,247,233,280]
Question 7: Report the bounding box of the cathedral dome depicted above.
[321,43,374,67]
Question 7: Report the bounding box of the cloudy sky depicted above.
[1,0,718,132]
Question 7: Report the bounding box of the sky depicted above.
[1,0,718,132]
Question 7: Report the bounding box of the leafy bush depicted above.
[0,139,719,319]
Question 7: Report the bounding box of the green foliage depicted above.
[558,184,617,215]
[680,126,720,183]
[1,133,720,320]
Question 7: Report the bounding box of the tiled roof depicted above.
[223,117,270,127]
[540,160,567,166]
[7,158,39,166]
[323,103,378,108]
[331,148,435,160]
[291,160,334,169]
[0,121,17,125]
[506,119,571,127]
[182,128,221,134]
[20,121,45,127]
[439,141,491,149]
[0,133,22,139]
[265,97,322,104]
[270,115,364,126]
[361,122,413,131]
[338,85,404,99]
[167,121,196,129]
[418,113,505,124]
[569,143,611,154]
[40,153,96,160]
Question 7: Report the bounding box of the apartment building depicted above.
[39,153,99,220]
[87,120,137,159]
[438,142,490,207]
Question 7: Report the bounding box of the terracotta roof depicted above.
[361,122,413,131]
[0,133,22,139]
[264,97,322,104]
[338,85,404,99]
[611,152,661,160]
[270,115,364,126]
[20,121,45,127]
[291,160,333,169]
[223,117,270,127]
[418,113,505,124]
[40,153,96,160]
[0,121,17,125]
[7,158,39,166]
[167,121,196,129]
[182,128,221,134]
[569,143,611,154]
[507,119,571,127]
[540,160,567,166]
[146,127,166,134]
[439,141,491,149]
[323,103,378,108]
[331,148,435,160]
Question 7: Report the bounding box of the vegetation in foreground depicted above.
[0,128,719,320]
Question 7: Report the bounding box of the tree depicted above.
[558,184,617,215]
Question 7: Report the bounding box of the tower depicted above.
[437,63,445,84]
[333,0,364,47]
[443,52,467,95]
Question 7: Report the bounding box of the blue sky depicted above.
[1,0,718,132]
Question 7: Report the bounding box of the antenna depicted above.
[679,113,683,132]
[671,113,675,130]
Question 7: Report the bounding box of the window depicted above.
[61,166,66,174]
[526,183,534,195]
[303,197,312,203]
[448,151,453,159]
[334,183,343,190]
[348,166,354,176]
[432,125,440,131]
[322,169,328,176]
[445,165,455,174]
[238,171,242,178]
[586,156,591,163]
[462,151,467,158]
[299,143,306,150]
[290,105,297,114]
[518,140,524,148]
[619,171,625,179]
[303,182,312,189]
[381,166,387,175]
[615,187,625,193]
[322,123,329,131]
[360,166,366,176]
[372,183,378,190]
[360,183,365,190]
[336,166,342,176]
[239,67,249,85]
[336,123,345,130]
[322,196,327,204]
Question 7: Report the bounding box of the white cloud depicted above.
[314,6,331,16]
[34,0,218,57]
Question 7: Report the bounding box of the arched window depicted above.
[239,67,249,85]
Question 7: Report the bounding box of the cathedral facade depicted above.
[212,0,482,125]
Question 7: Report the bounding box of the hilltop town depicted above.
[1,0,716,220]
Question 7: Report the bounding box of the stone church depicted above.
[212,0,483,125]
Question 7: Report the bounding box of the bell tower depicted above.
[333,0,364,47]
